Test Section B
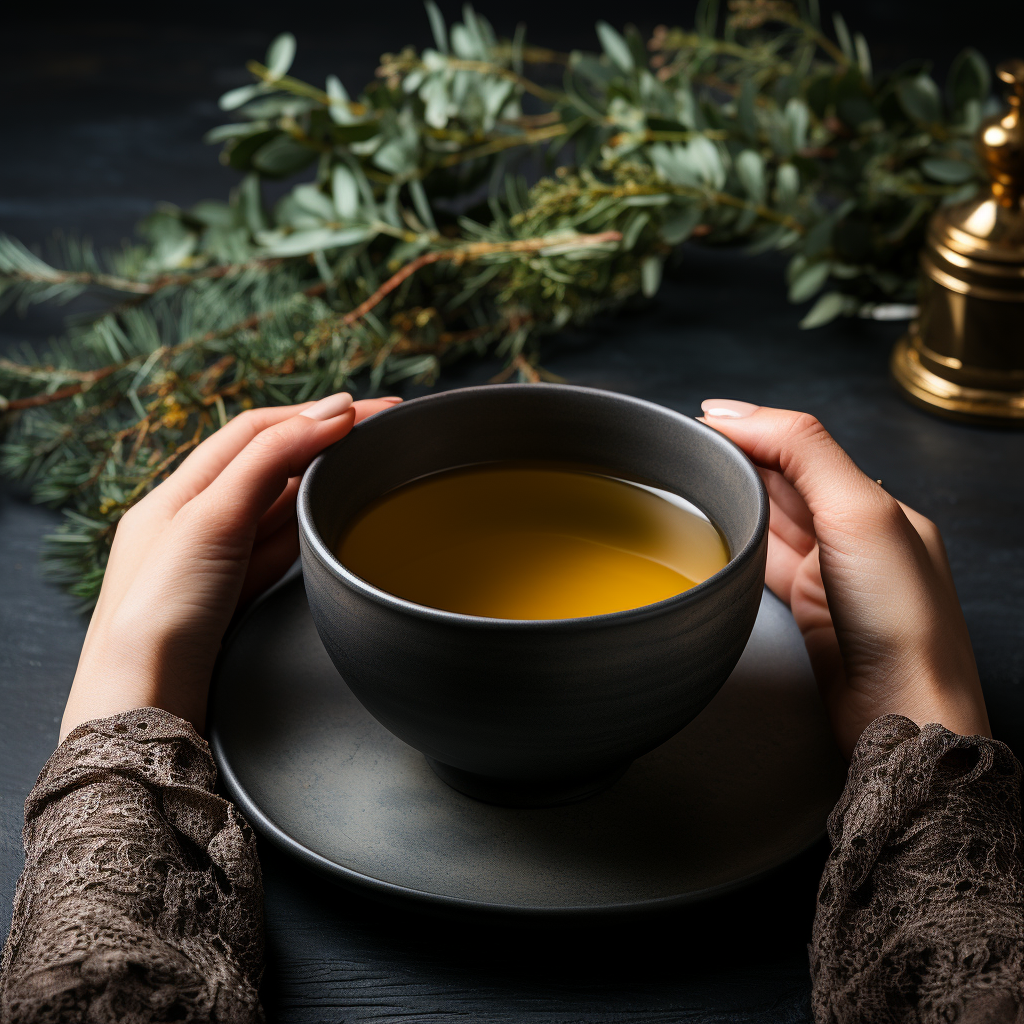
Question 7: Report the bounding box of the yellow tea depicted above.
[337,463,729,620]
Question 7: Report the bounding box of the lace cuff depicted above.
[0,708,264,1023]
[810,715,1024,1023]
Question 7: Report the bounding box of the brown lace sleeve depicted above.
[0,708,264,1024]
[810,714,1024,1023]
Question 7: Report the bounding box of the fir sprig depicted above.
[0,0,993,604]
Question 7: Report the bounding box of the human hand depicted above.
[60,393,401,742]
[700,399,990,758]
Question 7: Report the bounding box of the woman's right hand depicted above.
[700,400,990,758]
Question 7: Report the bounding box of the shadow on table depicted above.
[257,832,825,1019]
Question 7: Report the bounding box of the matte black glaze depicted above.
[207,574,847,913]
[298,384,768,802]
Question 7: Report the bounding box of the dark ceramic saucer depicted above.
[208,571,847,916]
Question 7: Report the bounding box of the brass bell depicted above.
[891,59,1024,422]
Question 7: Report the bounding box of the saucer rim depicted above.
[211,737,828,918]
[208,569,829,919]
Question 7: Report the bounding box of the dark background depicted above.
[2,0,1019,249]
[2,4,1023,1021]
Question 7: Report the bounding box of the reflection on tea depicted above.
[337,463,729,620]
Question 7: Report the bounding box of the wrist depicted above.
[882,674,991,740]
[62,639,210,743]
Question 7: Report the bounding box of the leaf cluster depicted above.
[0,0,995,603]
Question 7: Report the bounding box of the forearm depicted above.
[811,715,1024,1023]
[0,709,264,1024]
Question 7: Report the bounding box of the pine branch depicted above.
[0,1,992,604]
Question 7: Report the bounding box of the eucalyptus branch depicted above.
[438,121,572,166]
[0,2,991,604]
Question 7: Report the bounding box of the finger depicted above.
[146,401,323,516]
[354,397,402,423]
[765,528,809,605]
[700,401,891,533]
[897,500,951,573]
[238,517,300,609]
[760,467,816,556]
[255,477,301,542]
[251,401,400,542]
[182,394,356,550]
[88,400,328,614]
[138,395,395,527]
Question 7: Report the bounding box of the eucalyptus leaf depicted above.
[326,75,358,125]
[381,180,403,229]
[373,137,418,176]
[854,33,872,82]
[481,78,515,129]
[252,135,317,177]
[896,74,942,124]
[326,74,350,104]
[688,136,726,189]
[785,98,809,153]
[674,84,697,129]
[243,97,314,119]
[450,24,478,60]
[461,5,491,60]
[425,0,449,54]
[832,13,853,61]
[204,122,270,143]
[775,163,800,205]
[408,178,437,232]
[403,69,426,94]
[621,194,671,207]
[596,21,634,74]
[641,256,663,297]
[266,33,297,80]
[788,260,831,302]
[695,0,718,38]
[921,157,976,184]
[799,290,847,328]
[949,48,990,107]
[259,226,374,257]
[735,149,766,204]
[622,211,650,250]
[661,205,703,245]
[238,173,268,234]
[422,75,450,129]
[219,83,265,112]
[332,165,361,219]
[292,183,336,221]
[570,52,616,86]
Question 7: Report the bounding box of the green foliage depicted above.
[0,2,992,604]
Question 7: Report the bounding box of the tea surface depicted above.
[337,464,728,620]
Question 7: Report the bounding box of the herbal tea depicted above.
[337,464,729,620]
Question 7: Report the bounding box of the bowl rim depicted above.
[297,383,768,631]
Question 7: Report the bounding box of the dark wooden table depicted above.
[3,18,1022,1023]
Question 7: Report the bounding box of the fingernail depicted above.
[700,399,759,419]
[381,396,403,404]
[300,392,353,421]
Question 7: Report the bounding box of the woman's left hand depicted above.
[60,392,400,742]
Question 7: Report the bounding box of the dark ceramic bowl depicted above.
[298,384,768,806]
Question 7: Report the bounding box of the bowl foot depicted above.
[424,757,630,807]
